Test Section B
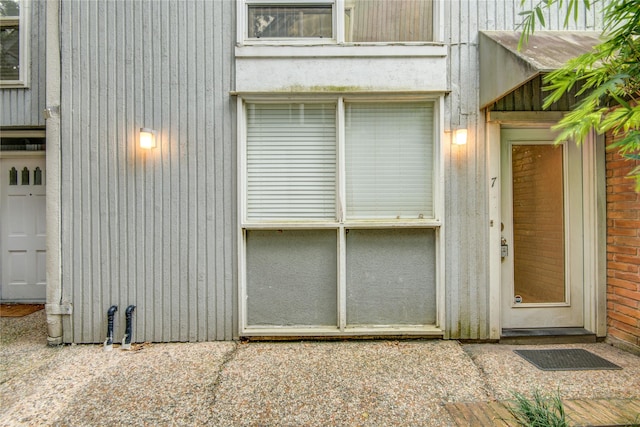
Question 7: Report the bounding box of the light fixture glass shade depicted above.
[453,128,468,146]
[139,128,156,149]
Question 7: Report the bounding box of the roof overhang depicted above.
[479,31,602,109]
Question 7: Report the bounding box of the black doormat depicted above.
[514,349,622,371]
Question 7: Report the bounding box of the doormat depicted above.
[514,349,621,371]
[0,304,44,317]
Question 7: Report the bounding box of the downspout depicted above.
[45,0,65,345]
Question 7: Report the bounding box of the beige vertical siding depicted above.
[59,0,236,343]
[0,0,46,127]
[444,0,603,339]
[488,76,587,111]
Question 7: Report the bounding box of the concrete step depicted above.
[500,328,597,345]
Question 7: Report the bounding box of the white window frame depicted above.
[237,95,445,336]
[240,0,338,45]
[237,0,441,46]
[0,0,30,88]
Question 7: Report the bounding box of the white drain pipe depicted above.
[45,0,64,346]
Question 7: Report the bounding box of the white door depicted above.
[0,156,46,302]
[500,129,583,328]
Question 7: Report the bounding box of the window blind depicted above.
[345,102,434,219]
[246,103,336,220]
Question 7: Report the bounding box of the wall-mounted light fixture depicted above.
[452,128,468,146]
[139,128,156,149]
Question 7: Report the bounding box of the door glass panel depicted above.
[512,145,565,304]
[9,166,17,185]
[21,166,29,185]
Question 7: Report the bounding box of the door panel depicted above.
[512,144,566,304]
[501,129,583,328]
[0,156,47,302]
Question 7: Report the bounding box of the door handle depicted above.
[501,237,508,258]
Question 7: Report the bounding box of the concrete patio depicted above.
[1,310,639,426]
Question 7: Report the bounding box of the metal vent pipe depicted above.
[122,305,136,350]
[103,305,118,351]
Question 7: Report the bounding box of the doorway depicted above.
[0,155,47,302]
[500,128,584,329]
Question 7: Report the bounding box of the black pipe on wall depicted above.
[122,305,136,350]
[104,305,118,351]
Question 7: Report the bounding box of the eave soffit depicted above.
[479,30,602,109]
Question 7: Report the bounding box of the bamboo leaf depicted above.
[536,6,546,27]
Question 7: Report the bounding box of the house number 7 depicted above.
[491,177,497,188]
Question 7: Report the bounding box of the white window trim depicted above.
[237,95,446,337]
[237,0,441,46]
[0,0,30,88]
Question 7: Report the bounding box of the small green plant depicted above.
[506,389,568,427]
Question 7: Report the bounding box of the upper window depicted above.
[248,5,333,39]
[345,0,433,42]
[0,0,28,87]
[242,0,433,43]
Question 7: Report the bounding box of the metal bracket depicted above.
[45,303,73,315]
[43,105,60,120]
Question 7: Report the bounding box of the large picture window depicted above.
[240,97,442,334]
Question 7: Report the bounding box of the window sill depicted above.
[241,220,442,229]
[1,81,30,89]
[236,43,447,58]
[240,325,444,337]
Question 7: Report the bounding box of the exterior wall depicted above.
[444,0,603,338]
[51,0,611,343]
[606,136,640,352]
[0,0,46,127]
[58,0,236,343]
[235,45,447,92]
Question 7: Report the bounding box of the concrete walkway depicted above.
[1,310,639,426]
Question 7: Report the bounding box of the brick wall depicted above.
[606,135,640,351]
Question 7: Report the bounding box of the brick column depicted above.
[606,134,640,352]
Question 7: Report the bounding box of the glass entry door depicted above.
[500,128,583,328]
